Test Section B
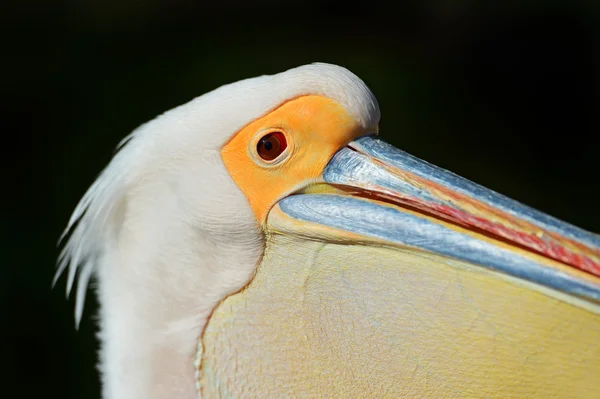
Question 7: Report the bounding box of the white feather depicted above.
[56,62,380,398]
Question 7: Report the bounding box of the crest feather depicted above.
[55,133,136,327]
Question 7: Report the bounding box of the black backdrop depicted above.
[3,1,599,397]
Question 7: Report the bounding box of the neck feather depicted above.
[96,193,263,399]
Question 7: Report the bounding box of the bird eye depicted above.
[256,132,287,161]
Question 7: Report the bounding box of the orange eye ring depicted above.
[256,132,287,161]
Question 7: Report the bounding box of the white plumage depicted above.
[56,63,379,398]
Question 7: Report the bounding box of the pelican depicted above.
[56,63,600,398]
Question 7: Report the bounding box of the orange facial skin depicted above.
[221,95,371,224]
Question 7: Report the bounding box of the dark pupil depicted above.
[264,140,273,151]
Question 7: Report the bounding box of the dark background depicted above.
[3,1,599,397]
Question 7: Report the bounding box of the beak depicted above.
[274,135,600,304]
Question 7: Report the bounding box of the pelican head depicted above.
[57,63,600,398]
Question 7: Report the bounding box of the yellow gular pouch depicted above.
[198,210,600,398]
[221,95,371,224]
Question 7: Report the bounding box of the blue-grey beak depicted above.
[278,136,600,303]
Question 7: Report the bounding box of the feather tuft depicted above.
[55,136,135,325]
